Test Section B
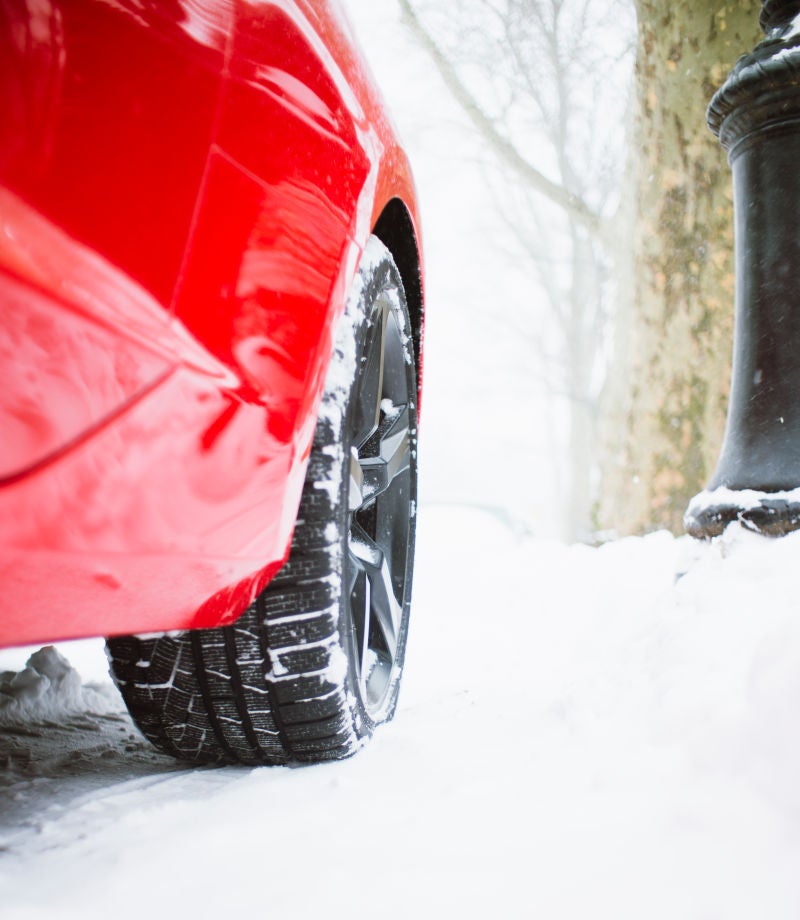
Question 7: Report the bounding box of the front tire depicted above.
[107,237,418,765]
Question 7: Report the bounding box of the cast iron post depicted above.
[685,0,800,537]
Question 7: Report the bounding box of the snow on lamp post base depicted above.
[685,0,800,538]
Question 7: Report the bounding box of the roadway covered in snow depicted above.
[2,507,800,919]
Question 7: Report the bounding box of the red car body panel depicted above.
[0,0,423,647]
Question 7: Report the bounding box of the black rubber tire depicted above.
[106,237,418,765]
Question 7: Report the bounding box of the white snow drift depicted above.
[2,508,800,919]
[0,646,119,726]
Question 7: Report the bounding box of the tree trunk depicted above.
[598,1,761,535]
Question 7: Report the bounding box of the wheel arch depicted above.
[371,198,424,393]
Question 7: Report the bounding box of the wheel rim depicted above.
[345,290,414,717]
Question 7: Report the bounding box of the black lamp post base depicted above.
[685,489,800,538]
[685,1,800,540]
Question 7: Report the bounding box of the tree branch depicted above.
[398,0,609,245]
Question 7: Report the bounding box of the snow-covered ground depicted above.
[3,509,800,918]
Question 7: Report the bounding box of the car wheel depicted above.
[106,237,418,765]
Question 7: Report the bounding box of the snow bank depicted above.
[3,509,800,920]
[0,646,118,726]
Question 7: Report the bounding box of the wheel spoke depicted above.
[359,576,372,689]
[358,406,410,505]
[370,559,400,662]
[348,522,400,663]
[348,446,364,511]
[351,307,387,446]
[346,550,370,675]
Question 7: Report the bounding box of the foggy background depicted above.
[342,0,636,541]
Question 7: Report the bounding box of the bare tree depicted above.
[399,0,635,541]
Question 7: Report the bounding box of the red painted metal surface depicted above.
[0,0,423,646]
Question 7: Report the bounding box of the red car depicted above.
[0,0,424,765]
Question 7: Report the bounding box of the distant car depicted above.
[0,0,424,765]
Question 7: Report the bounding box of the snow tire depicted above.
[106,237,418,765]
